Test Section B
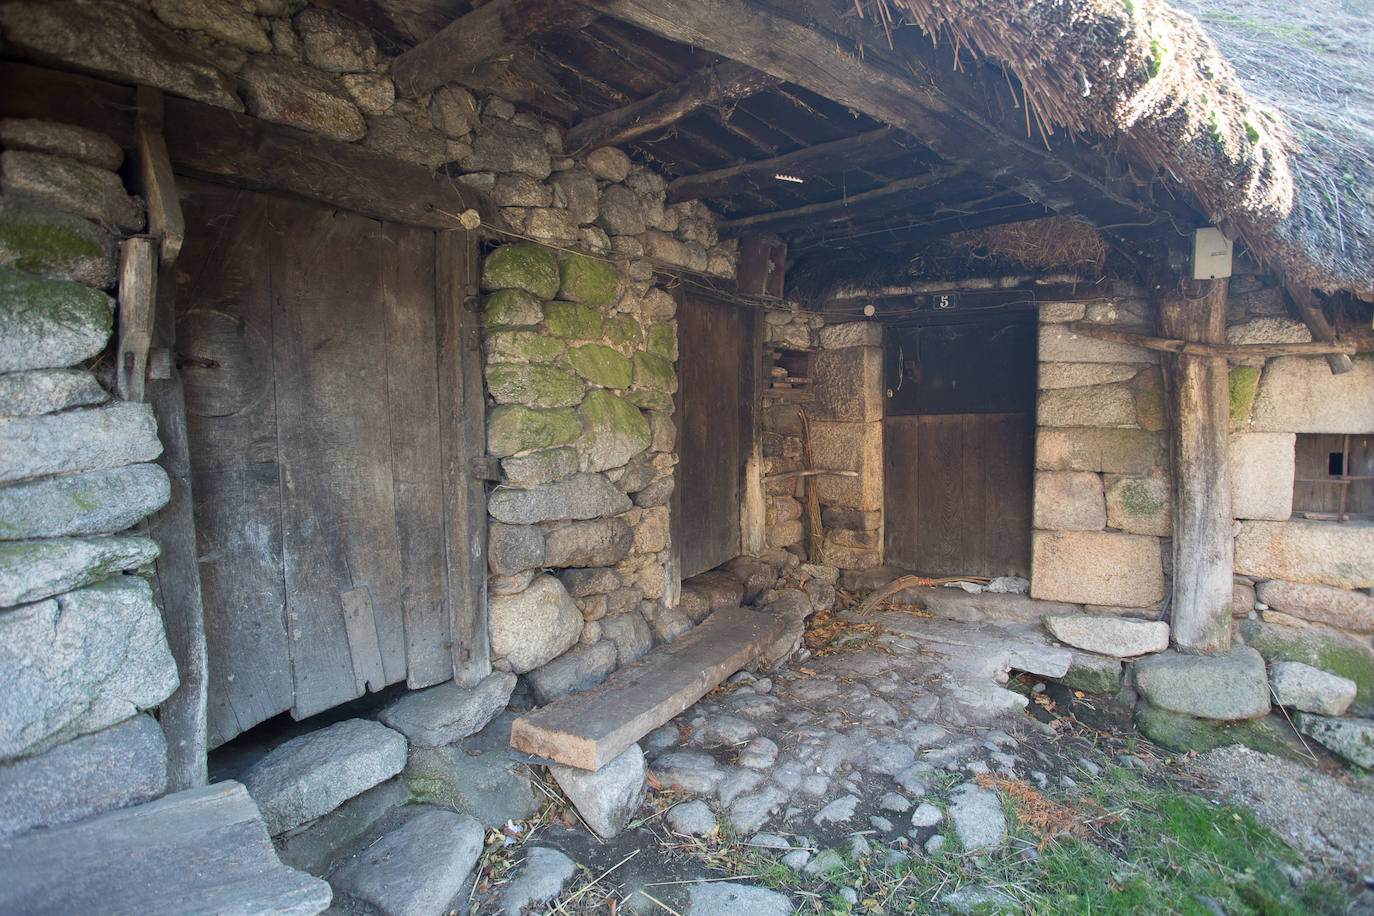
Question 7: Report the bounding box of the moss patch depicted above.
[623,388,675,412]
[0,205,109,282]
[1239,619,1374,717]
[578,389,651,472]
[542,301,603,340]
[1228,366,1261,425]
[557,252,619,306]
[649,322,677,360]
[0,268,114,372]
[1135,705,1311,762]
[1116,478,1165,518]
[483,243,559,298]
[487,406,580,457]
[485,364,585,408]
[632,351,676,392]
[485,330,564,364]
[604,315,640,349]
[484,288,544,329]
[1054,659,1122,694]
[568,344,632,389]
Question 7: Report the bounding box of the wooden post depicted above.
[1160,278,1234,652]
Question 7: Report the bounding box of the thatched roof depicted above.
[878,0,1374,294]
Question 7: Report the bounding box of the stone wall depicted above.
[0,117,178,838]
[1029,292,1169,613]
[1224,271,1374,645]
[1030,267,1374,643]
[0,0,741,815]
[756,312,883,569]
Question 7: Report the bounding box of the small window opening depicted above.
[1293,433,1374,522]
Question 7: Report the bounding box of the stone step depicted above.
[511,605,786,770]
[0,781,331,916]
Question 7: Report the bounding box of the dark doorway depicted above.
[174,179,486,746]
[883,313,1037,577]
[674,293,756,579]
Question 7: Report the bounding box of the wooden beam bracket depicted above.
[135,86,185,265]
[565,59,777,154]
[116,236,157,402]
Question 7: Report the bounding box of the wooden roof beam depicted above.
[667,127,898,203]
[565,59,777,154]
[718,165,963,236]
[392,0,596,98]
[578,0,1173,229]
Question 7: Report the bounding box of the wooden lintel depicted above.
[719,166,963,237]
[0,62,498,233]
[392,0,595,97]
[1286,282,1354,375]
[134,87,185,265]
[1064,321,1361,360]
[116,237,157,403]
[667,127,897,203]
[565,59,777,154]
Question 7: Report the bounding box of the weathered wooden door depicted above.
[883,316,1036,578]
[676,293,754,578]
[174,179,487,746]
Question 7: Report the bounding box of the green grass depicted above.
[675,767,1348,915]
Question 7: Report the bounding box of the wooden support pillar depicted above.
[1160,278,1234,652]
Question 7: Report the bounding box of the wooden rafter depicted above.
[392,0,596,98]
[667,126,898,203]
[1286,282,1354,374]
[718,165,963,236]
[564,59,777,153]
[577,0,1190,232]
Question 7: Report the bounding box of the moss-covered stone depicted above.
[1135,704,1312,762]
[484,288,544,329]
[1238,619,1374,717]
[0,268,114,373]
[0,200,116,288]
[482,243,559,298]
[632,351,676,393]
[649,322,677,360]
[488,406,580,457]
[1229,366,1261,426]
[604,315,640,349]
[485,364,585,408]
[578,389,651,473]
[568,344,632,389]
[622,388,675,412]
[543,300,603,340]
[557,251,619,306]
[1053,657,1122,694]
[485,330,564,364]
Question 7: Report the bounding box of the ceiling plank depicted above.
[578,0,1176,229]
[564,59,777,154]
[668,126,897,203]
[717,165,963,236]
[393,0,596,97]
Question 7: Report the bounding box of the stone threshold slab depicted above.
[0,781,331,916]
[511,605,786,770]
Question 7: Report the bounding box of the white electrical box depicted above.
[1192,226,1233,280]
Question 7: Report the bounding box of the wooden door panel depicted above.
[179,180,480,741]
[677,295,748,579]
[178,182,293,746]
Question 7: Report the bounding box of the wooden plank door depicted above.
[676,294,753,579]
[883,317,1036,578]
[175,180,484,746]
